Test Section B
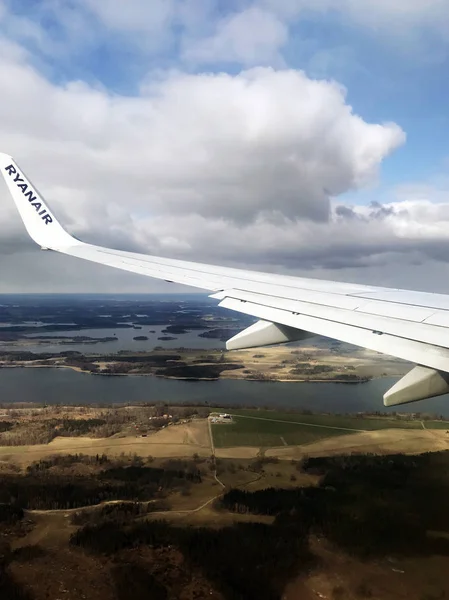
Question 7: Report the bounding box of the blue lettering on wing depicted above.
[24,190,36,203]
[4,164,52,225]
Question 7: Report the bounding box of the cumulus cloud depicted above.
[134,197,449,272]
[0,42,404,244]
[0,1,447,293]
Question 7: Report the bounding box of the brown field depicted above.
[2,420,448,467]
[213,428,449,460]
[220,345,411,380]
[266,427,449,459]
[0,419,212,466]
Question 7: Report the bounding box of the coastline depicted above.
[0,362,382,383]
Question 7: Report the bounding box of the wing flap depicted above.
[218,295,449,373]
[211,289,449,351]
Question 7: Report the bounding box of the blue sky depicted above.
[1,0,449,292]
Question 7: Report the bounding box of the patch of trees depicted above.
[50,418,107,436]
[71,518,314,600]
[0,504,24,525]
[95,353,182,364]
[244,371,276,381]
[289,364,334,375]
[26,453,110,473]
[156,363,244,379]
[0,418,124,446]
[0,568,33,600]
[0,462,202,510]
[99,464,202,486]
[111,563,168,600]
[331,374,371,382]
[162,325,189,334]
[219,451,449,560]
[0,418,115,446]
[219,487,330,521]
[0,422,14,433]
[0,425,57,446]
[198,327,241,341]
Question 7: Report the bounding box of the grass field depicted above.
[212,416,349,448]
[226,409,428,430]
[211,408,436,448]
[424,421,449,430]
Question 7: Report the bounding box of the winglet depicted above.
[0,153,75,249]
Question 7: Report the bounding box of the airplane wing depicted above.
[2,151,449,407]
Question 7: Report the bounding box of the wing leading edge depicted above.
[2,152,449,407]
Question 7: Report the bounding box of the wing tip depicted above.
[0,152,76,250]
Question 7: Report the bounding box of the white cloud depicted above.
[337,0,449,30]
[80,0,176,33]
[182,6,288,66]
[0,39,409,291]
[261,0,449,28]
[2,0,448,75]
[179,0,449,68]
[0,43,405,232]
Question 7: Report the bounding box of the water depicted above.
[2,368,449,416]
[2,326,225,354]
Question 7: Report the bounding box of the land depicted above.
[0,344,411,383]
[0,293,412,383]
[0,293,248,345]
[2,296,449,598]
[1,405,448,464]
[1,406,449,599]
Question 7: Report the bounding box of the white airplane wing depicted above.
[2,152,449,407]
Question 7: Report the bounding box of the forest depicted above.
[0,455,203,510]
[219,451,449,558]
[70,517,314,600]
[2,451,449,599]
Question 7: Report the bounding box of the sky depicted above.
[1,0,449,293]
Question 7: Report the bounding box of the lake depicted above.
[2,367,449,416]
[18,325,225,353]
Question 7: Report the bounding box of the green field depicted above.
[211,408,437,448]
[225,409,425,429]
[211,417,346,448]
[423,421,449,430]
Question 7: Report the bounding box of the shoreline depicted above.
[1,362,382,383]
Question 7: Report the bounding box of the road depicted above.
[208,416,225,488]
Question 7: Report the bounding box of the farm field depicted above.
[212,417,346,448]
[211,408,449,448]
[226,408,426,429]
